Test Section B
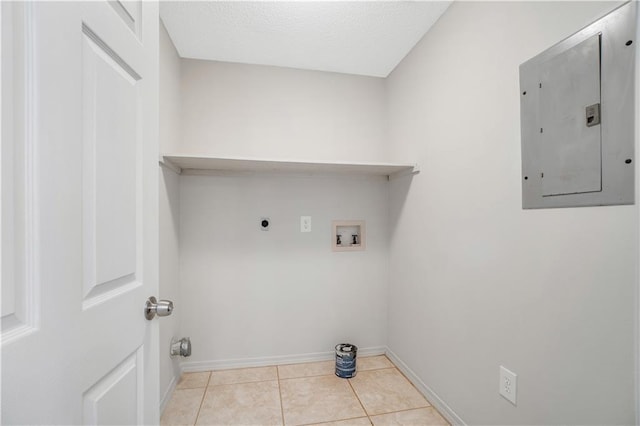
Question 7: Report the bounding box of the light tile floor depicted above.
[161,355,449,426]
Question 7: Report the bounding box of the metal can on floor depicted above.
[335,343,357,378]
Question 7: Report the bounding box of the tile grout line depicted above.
[279,372,335,381]
[391,365,430,405]
[297,414,372,426]
[278,366,395,382]
[371,406,438,417]
[346,375,372,425]
[382,359,450,426]
[192,371,212,426]
[351,361,440,425]
[357,366,395,373]
[276,366,286,426]
[207,377,278,387]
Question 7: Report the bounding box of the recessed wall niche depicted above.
[332,220,365,252]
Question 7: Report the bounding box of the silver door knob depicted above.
[145,296,173,320]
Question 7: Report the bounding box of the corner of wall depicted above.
[385,348,466,425]
[158,16,183,411]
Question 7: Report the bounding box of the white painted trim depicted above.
[385,348,466,426]
[159,373,178,416]
[635,2,640,423]
[180,346,386,373]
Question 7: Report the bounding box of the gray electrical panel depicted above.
[519,2,636,209]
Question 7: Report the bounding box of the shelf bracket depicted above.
[388,164,420,181]
[159,156,182,175]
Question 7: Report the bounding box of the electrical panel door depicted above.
[519,2,636,209]
[539,34,601,197]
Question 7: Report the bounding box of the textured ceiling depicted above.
[160,1,451,77]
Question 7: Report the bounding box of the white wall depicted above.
[158,19,182,410]
[160,20,182,155]
[179,60,387,163]
[179,173,389,366]
[386,2,636,424]
[176,59,391,366]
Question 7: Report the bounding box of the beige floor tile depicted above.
[307,417,372,426]
[357,356,394,371]
[210,366,277,385]
[161,388,205,426]
[349,369,429,416]
[280,375,366,425]
[370,408,449,426]
[196,380,282,426]
[278,360,335,379]
[177,372,211,389]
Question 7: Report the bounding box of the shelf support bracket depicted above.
[388,164,420,181]
[159,156,182,175]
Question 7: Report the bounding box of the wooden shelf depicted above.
[160,154,418,179]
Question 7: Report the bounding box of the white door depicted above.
[1,1,160,423]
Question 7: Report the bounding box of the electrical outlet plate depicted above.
[301,216,311,233]
[499,366,517,405]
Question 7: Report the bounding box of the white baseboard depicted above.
[159,372,180,416]
[385,348,466,426]
[180,346,386,373]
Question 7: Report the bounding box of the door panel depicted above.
[108,1,142,39]
[82,348,143,425]
[1,2,159,424]
[82,25,140,305]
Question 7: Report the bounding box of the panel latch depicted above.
[585,103,601,127]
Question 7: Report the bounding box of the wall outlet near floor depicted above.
[499,366,517,405]
[300,216,311,233]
